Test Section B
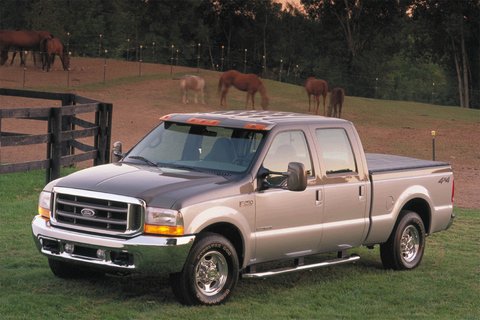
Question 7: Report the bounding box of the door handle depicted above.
[359,185,366,200]
[316,189,323,206]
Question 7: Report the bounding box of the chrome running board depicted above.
[242,254,360,278]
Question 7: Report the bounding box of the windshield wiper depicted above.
[127,155,158,167]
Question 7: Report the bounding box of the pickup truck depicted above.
[32,110,455,305]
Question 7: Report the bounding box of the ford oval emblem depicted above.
[81,208,96,217]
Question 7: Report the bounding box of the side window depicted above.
[263,131,313,183]
[315,128,357,174]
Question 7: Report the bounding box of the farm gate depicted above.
[0,88,112,183]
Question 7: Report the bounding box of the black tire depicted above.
[48,259,104,278]
[380,210,426,270]
[170,232,239,305]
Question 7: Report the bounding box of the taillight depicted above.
[451,179,455,203]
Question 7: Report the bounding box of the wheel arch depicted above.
[199,222,245,267]
[401,197,431,234]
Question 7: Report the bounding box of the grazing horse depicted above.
[42,37,69,71]
[0,30,52,66]
[218,70,269,110]
[179,75,205,104]
[328,87,345,118]
[304,77,328,115]
[0,49,8,65]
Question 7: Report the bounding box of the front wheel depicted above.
[380,210,426,270]
[170,233,239,305]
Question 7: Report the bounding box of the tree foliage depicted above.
[409,0,479,108]
[0,0,478,108]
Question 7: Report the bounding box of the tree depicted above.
[0,0,31,29]
[301,0,410,96]
[302,0,407,71]
[0,0,475,107]
[411,0,479,108]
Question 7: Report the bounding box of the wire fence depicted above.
[4,38,479,108]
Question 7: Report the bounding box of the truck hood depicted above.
[55,163,232,208]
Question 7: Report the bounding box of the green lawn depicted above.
[1,67,478,318]
[0,170,478,320]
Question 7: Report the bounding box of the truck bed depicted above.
[366,153,450,174]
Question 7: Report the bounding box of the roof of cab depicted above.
[160,110,349,130]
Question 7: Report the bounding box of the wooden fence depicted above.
[0,88,112,183]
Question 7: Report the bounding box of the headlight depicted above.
[144,207,184,236]
[38,191,52,220]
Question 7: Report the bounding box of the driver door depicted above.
[254,130,323,263]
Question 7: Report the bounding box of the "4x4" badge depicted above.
[438,177,450,184]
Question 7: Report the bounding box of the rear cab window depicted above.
[315,128,357,175]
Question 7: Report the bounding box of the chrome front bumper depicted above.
[32,216,195,274]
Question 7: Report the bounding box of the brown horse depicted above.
[328,87,345,118]
[304,76,328,115]
[218,70,269,110]
[0,30,53,66]
[42,37,69,71]
[0,49,8,66]
[180,75,205,104]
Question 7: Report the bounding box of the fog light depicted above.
[64,243,75,254]
[96,249,106,260]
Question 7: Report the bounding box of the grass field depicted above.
[0,170,478,319]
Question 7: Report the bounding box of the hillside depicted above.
[0,57,478,208]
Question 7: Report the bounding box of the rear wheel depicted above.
[380,210,426,270]
[170,233,239,305]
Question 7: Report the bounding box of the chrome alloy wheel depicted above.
[400,225,420,263]
[195,250,228,296]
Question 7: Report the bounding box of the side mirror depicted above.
[258,162,307,192]
[111,141,124,163]
[286,162,307,191]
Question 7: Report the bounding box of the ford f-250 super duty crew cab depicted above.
[32,110,455,305]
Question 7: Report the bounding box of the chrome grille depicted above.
[52,187,144,236]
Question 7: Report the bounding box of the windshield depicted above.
[124,122,266,174]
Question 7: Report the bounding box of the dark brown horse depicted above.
[328,87,345,118]
[218,70,269,110]
[304,76,328,115]
[0,49,8,65]
[0,30,53,66]
[42,37,69,71]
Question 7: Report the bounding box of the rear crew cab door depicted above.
[312,127,369,252]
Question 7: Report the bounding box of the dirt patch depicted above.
[1,57,478,209]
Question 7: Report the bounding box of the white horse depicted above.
[180,75,205,104]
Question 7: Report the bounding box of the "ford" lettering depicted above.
[80,208,96,217]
